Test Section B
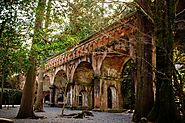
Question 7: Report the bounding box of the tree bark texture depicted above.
[148,0,182,122]
[132,12,154,122]
[60,82,68,116]
[34,65,44,112]
[16,56,37,118]
[33,0,52,112]
[16,0,46,118]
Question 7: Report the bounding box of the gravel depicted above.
[0,106,133,123]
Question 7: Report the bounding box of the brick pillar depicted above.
[93,76,101,109]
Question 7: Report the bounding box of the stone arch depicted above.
[54,66,67,78]
[73,61,94,109]
[73,61,94,85]
[70,58,95,83]
[107,86,117,109]
[120,59,135,109]
[100,55,127,78]
[54,69,67,89]
[119,57,133,74]
[43,72,55,86]
[100,55,128,110]
[52,69,68,106]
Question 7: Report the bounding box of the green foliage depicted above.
[30,0,135,64]
[0,1,35,104]
[173,48,185,89]
[30,24,80,61]
[42,0,135,45]
[0,0,136,76]
[0,26,30,73]
[62,0,135,41]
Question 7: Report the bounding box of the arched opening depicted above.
[107,86,117,109]
[100,55,126,110]
[107,87,112,108]
[57,93,64,104]
[101,56,126,78]
[79,90,88,107]
[79,92,83,106]
[121,59,135,109]
[73,61,94,85]
[73,61,94,109]
[53,69,68,106]
[44,94,50,104]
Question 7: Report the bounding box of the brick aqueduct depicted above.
[37,12,153,111]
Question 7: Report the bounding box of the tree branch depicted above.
[176,8,185,17]
[133,1,154,23]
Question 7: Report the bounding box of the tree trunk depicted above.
[16,56,37,118]
[147,0,182,122]
[132,11,154,122]
[16,0,46,118]
[33,0,52,112]
[60,82,68,116]
[34,64,44,112]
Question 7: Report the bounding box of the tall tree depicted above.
[133,9,154,121]
[147,0,181,122]
[133,0,184,122]
[34,63,44,112]
[16,0,47,118]
[34,0,52,112]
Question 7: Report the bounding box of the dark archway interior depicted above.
[78,90,88,107]
[108,87,112,109]
[44,94,50,103]
[121,59,135,109]
[58,93,64,102]
[79,91,83,106]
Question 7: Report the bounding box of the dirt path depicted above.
[0,106,133,123]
